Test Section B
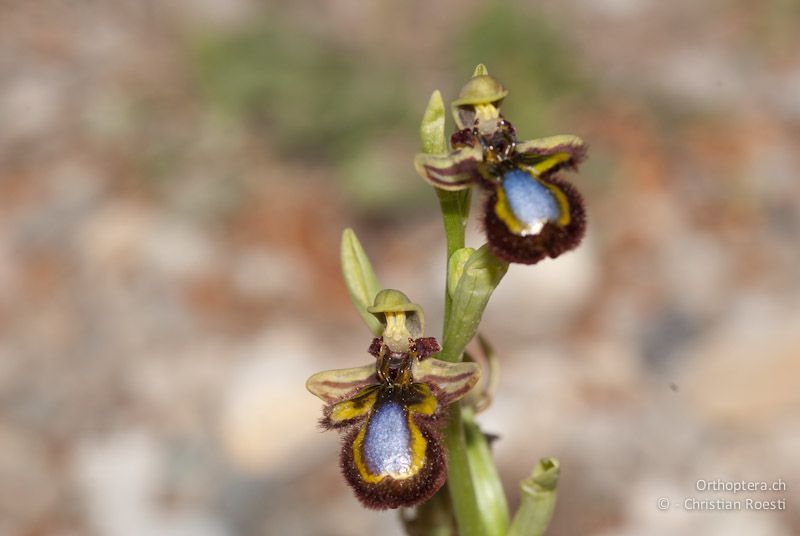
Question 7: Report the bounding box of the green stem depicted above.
[401,482,457,536]
[420,87,495,536]
[438,188,471,333]
[437,187,487,536]
[443,402,484,536]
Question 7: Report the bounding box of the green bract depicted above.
[340,228,383,335]
[440,245,508,363]
[447,248,475,299]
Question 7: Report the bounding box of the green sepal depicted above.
[463,408,509,536]
[368,288,425,338]
[440,245,508,363]
[340,228,383,336]
[451,74,508,108]
[451,64,508,130]
[447,248,475,299]
[508,458,561,536]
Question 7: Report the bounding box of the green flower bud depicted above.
[508,458,560,536]
[448,247,475,299]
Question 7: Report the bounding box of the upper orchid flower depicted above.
[414,72,588,264]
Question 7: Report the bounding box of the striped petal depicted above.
[413,145,483,191]
[306,364,377,404]
[412,358,480,406]
[515,135,587,178]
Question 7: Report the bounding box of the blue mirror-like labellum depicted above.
[333,383,446,510]
[501,168,562,235]
[362,400,412,476]
[485,170,585,265]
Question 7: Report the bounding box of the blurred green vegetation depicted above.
[189,14,433,217]
[188,5,595,217]
[455,4,609,199]
[748,0,800,60]
[190,16,415,161]
[455,4,592,136]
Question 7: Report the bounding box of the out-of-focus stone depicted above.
[218,325,340,475]
[681,299,800,426]
[0,72,64,144]
[231,249,311,302]
[74,430,228,536]
[0,425,60,527]
[486,238,598,337]
[79,203,218,281]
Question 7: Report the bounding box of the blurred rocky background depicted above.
[1,1,799,535]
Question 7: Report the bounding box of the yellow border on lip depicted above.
[329,388,377,424]
[494,170,571,235]
[351,387,436,484]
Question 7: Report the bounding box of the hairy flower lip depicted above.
[483,174,586,265]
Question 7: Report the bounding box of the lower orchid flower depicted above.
[306,291,480,509]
